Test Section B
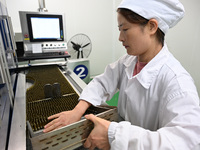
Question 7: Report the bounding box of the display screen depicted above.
[31,17,60,39]
[26,14,64,42]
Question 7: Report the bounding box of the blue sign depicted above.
[73,64,88,79]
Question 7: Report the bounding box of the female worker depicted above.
[44,0,200,149]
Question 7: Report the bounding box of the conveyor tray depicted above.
[26,65,80,132]
[29,107,118,150]
[26,65,118,149]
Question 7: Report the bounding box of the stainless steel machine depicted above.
[0,2,18,150]
[9,63,118,150]
[0,2,118,150]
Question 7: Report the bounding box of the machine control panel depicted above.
[24,42,67,53]
[41,42,67,50]
[19,42,70,61]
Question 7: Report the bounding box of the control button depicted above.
[24,34,29,38]
[59,52,64,55]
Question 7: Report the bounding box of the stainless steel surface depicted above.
[17,14,69,62]
[63,68,87,94]
[0,56,5,84]
[0,16,18,69]
[38,0,48,12]
[0,10,19,149]
[7,16,18,68]
[0,85,11,150]
[18,59,68,68]
[8,73,26,150]
[19,11,66,45]
[0,19,14,107]
[7,17,17,51]
[6,65,89,149]
[31,108,118,150]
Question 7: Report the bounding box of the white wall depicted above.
[6,0,200,95]
[165,0,200,96]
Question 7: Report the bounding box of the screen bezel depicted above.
[26,14,64,42]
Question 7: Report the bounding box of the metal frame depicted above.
[8,73,26,150]
[0,18,14,107]
[7,67,87,149]
[0,84,11,150]
[19,11,67,54]
[7,66,118,150]
[31,108,117,150]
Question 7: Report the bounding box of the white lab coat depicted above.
[79,44,200,150]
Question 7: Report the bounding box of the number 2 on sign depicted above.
[75,67,86,78]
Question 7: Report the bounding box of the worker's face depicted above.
[118,13,151,57]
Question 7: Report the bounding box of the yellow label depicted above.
[24,38,29,41]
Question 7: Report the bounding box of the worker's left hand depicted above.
[84,114,111,150]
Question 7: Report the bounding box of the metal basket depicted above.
[29,106,118,150]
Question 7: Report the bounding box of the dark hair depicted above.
[117,8,165,46]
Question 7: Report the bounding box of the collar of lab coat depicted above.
[123,44,169,89]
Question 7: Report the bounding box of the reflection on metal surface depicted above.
[8,73,26,150]
[31,108,118,150]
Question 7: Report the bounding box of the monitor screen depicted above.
[26,14,64,42]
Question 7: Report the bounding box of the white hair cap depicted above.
[118,0,185,34]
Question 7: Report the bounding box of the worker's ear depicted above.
[147,19,158,35]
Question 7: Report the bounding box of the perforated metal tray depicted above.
[29,107,118,150]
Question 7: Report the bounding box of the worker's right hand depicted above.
[43,109,82,133]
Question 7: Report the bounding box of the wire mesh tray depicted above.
[29,106,118,150]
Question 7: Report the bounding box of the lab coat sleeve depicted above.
[79,55,127,106]
[108,91,200,150]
